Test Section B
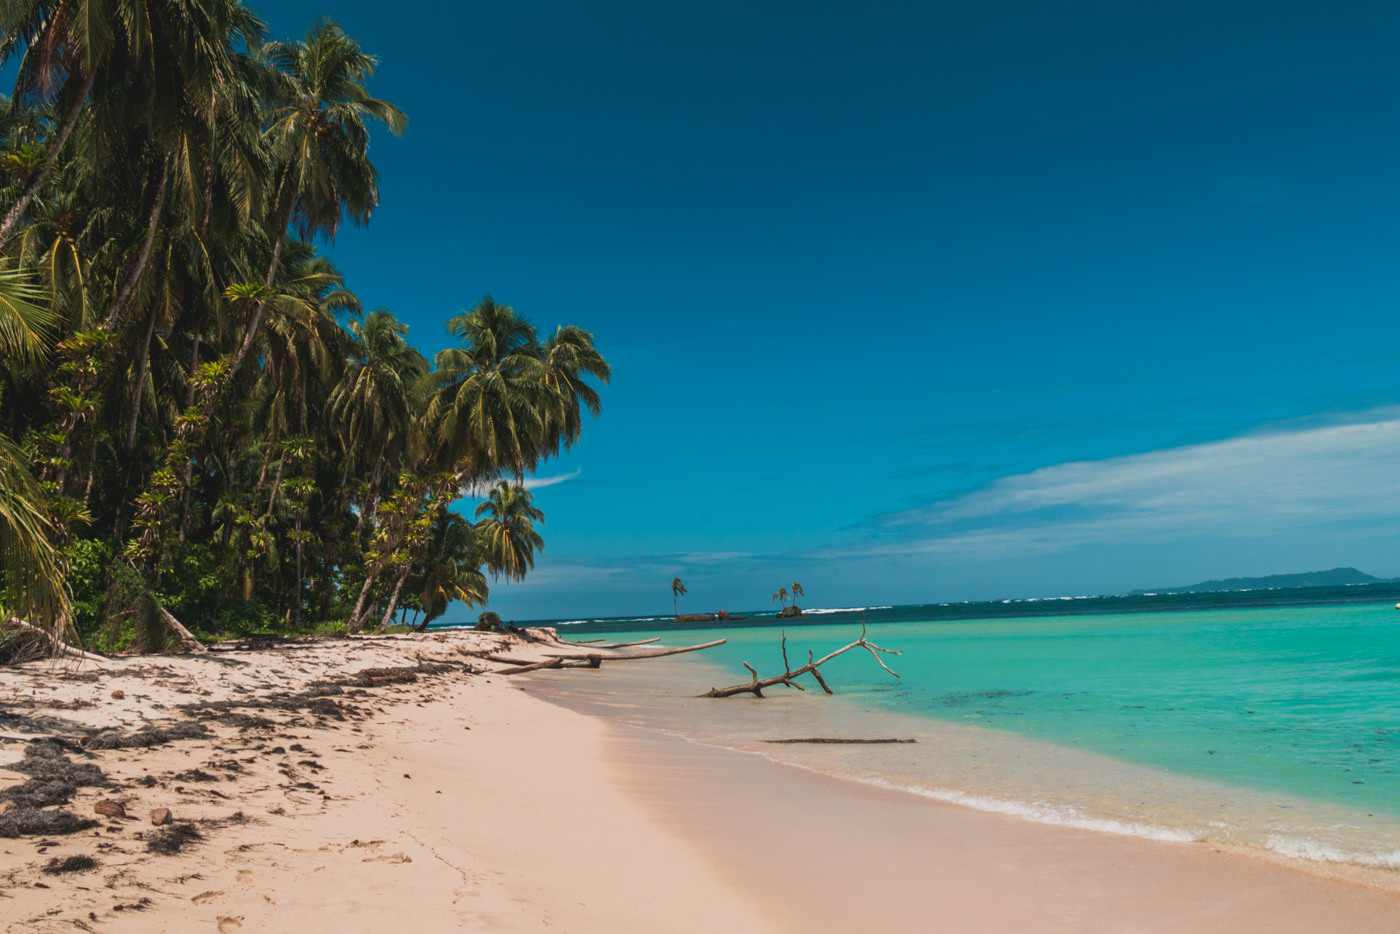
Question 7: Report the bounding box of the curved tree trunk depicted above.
[377,562,412,632]
[0,71,97,249]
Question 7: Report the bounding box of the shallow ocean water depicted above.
[520,601,1400,869]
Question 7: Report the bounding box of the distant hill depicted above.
[1133,567,1390,595]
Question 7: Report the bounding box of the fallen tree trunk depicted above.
[701,622,898,698]
[543,639,725,661]
[497,654,605,675]
[763,737,917,744]
[4,618,111,665]
[156,604,207,654]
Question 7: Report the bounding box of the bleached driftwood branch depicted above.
[499,639,727,675]
[700,621,899,698]
[4,617,111,664]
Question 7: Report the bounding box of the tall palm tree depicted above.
[227,19,405,381]
[473,480,544,582]
[671,576,686,616]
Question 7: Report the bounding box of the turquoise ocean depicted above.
[472,584,1400,871]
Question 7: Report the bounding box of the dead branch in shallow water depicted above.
[763,737,917,744]
[542,639,726,661]
[498,639,727,675]
[700,619,899,699]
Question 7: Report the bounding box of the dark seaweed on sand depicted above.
[0,809,96,837]
[146,821,203,855]
[42,854,99,874]
[85,721,210,750]
[3,740,108,787]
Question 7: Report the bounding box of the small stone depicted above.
[110,690,125,700]
[0,799,17,815]
[150,808,173,826]
[94,799,126,819]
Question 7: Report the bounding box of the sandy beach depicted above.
[4,630,1400,933]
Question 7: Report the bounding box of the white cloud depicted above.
[522,470,581,490]
[462,470,582,499]
[846,412,1400,560]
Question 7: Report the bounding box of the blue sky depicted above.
[270,1,1400,620]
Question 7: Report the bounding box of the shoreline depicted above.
[3,631,1400,931]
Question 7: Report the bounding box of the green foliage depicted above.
[64,535,113,643]
[0,6,610,653]
[475,610,503,632]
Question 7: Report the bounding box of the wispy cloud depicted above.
[522,470,581,490]
[462,470,582,499]
[844,411,1400,560]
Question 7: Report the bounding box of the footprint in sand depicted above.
[236,869,254,886]
[217,916,243,932]
[192,891,224,905]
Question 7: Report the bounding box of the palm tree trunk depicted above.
[377,562,412,632]
[105,167,168,331]
[227,197,293,380]
[177,333,203,543]
[0,71,97,249]
[337,419,363,489]
[293,516,304,628]
[264,456,284,517]
[346,563,382,634]
[123,312,159,453]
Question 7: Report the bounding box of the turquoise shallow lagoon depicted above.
[517,597,1400,869]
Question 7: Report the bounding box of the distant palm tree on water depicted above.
[672,577,687,616]
[772,587,789,609]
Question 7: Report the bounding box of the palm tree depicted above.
[538,324,611,458]
[671,576,687,616]
[410,511,488,630]
[330,308,427,499]
[425,296,548,483]
[0,0,267,248]
[772,587,789,610]
[0,263,70,634]
[473,480,544,582]
[791,582,804,607]
[227,19,406,381]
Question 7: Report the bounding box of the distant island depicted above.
[1133,567,1391,596]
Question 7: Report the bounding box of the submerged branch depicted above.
[701,618,899,699]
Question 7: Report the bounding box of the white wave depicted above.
[1266,835,1400,869]
[868,779,1196,843]
[802,606,894,615]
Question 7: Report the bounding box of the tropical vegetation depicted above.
[0,3,608,652]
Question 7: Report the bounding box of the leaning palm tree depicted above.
[671,576,687,616]
[772,587,789,610]
[791,582,804,605]
[473,480,544,582]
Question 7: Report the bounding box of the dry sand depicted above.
[2,629,1399,933]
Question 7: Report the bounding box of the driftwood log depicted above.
[701,621,899,698]
[156,605,207,654]
[4,618,110,664]
[763,737,916,744]
[497,639,727,675]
